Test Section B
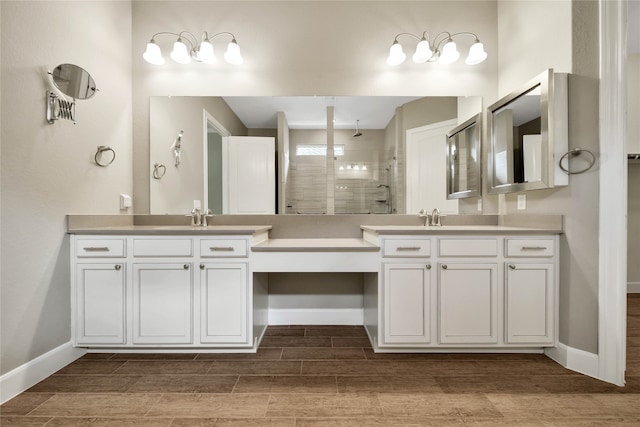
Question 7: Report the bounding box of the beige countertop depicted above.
[67,225,273,235]
[361,225,564,234]
[252,238,380,252]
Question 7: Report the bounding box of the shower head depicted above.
[353,120,363,137]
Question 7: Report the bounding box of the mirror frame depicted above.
[487,68,568,194]
[446,113,482,200]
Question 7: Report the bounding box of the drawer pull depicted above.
[396,246,421,251]
[426,263,432,270]
[200,264,205,270]
[442,264,448,270]
[83,247,110,252]
[209,247,235,252]
[115,264,121,271]
[184,264,190,270]
[521,246,547,250]
[508,264,516,270]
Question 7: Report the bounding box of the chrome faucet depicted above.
[188,207,202,226]
[431,208,442,227]
[202,209,214,227]
[187,207,214,227]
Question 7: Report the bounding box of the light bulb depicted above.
[412,39,433,63]
[386,41,406,66]
[196,40,216,64]
[224,40,243,65]
[347,164,353,170]
[354,165,360,171]
[465,40,487,65]
[143,40,165,65]
[439,39,460,64]
[362,165,367,171]
[339,165,344,170]
[170,38,191,64]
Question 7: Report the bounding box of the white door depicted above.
[226,136,275,214]
[133,263,193,344]
[75,263,125,344]
[200,263,249,345]
[382,263,433,345]
[406,120,459,215]
[505,262,554,345]
[439,262,498,344]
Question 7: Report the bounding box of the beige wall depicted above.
[0,1,132,374]
[132,0,499,214]
[498,0,600,353]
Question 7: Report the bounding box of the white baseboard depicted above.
[628,282,640,293]
[545,342,600,379]
[268,308,363,325]
[0,342,86,404]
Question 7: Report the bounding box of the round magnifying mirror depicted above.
[51,64,97,100]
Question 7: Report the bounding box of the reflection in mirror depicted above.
[446,113,481,199]
[51,64,97,99]
[488,69,568,194]
[150,96,482,215]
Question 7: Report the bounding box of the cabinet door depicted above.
[75,263,125,344]
[439,263,498,344]
[133,263,192,344]
[200,263,249,344]
[382,263,433,345]
[505,263,554,345]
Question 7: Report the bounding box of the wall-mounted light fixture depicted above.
[387,31,487,66]
[143,31,243,65]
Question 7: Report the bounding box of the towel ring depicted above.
[153,163,167,179]
[94,146,115,167]
[559,148,596,175]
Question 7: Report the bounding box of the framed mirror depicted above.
[487,69,568,194]
[446,113,481,199]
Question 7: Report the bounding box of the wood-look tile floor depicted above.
[3,295,640,426]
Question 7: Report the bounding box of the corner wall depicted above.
[0,1,133,375]
[497,0,600,354]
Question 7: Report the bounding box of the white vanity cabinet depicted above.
[199,238,251,346]
[364,230,559,352]
[73,238,126,345]
[70,233,257,350]
[379,238,435,347]
[437,238,499,345]
[131,238,194,344]
[504,238,556,345]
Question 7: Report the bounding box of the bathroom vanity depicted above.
[68,218,561,353]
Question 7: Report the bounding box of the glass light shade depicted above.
[386,42,406,66]
[412,39,433,63]
[224,41,243,65]
[439,40,460,64]
[465,41,488,65]
[170,39,191,64]
[196,40,216,63]
[143,41,165,65]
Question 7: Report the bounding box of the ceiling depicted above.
[222,96,423,130]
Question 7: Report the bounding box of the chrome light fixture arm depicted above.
[387,30,487,66]
[143,30,243,66]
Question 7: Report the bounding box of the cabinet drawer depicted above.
[438,239,498,257]
[383,239,430,258]
[76,239,126,258]
[200,239,248,258]
[506,239,554,257]
[133,239,193,257]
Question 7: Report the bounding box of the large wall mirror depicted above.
[149,96,481,215]
[487,69,568,194]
